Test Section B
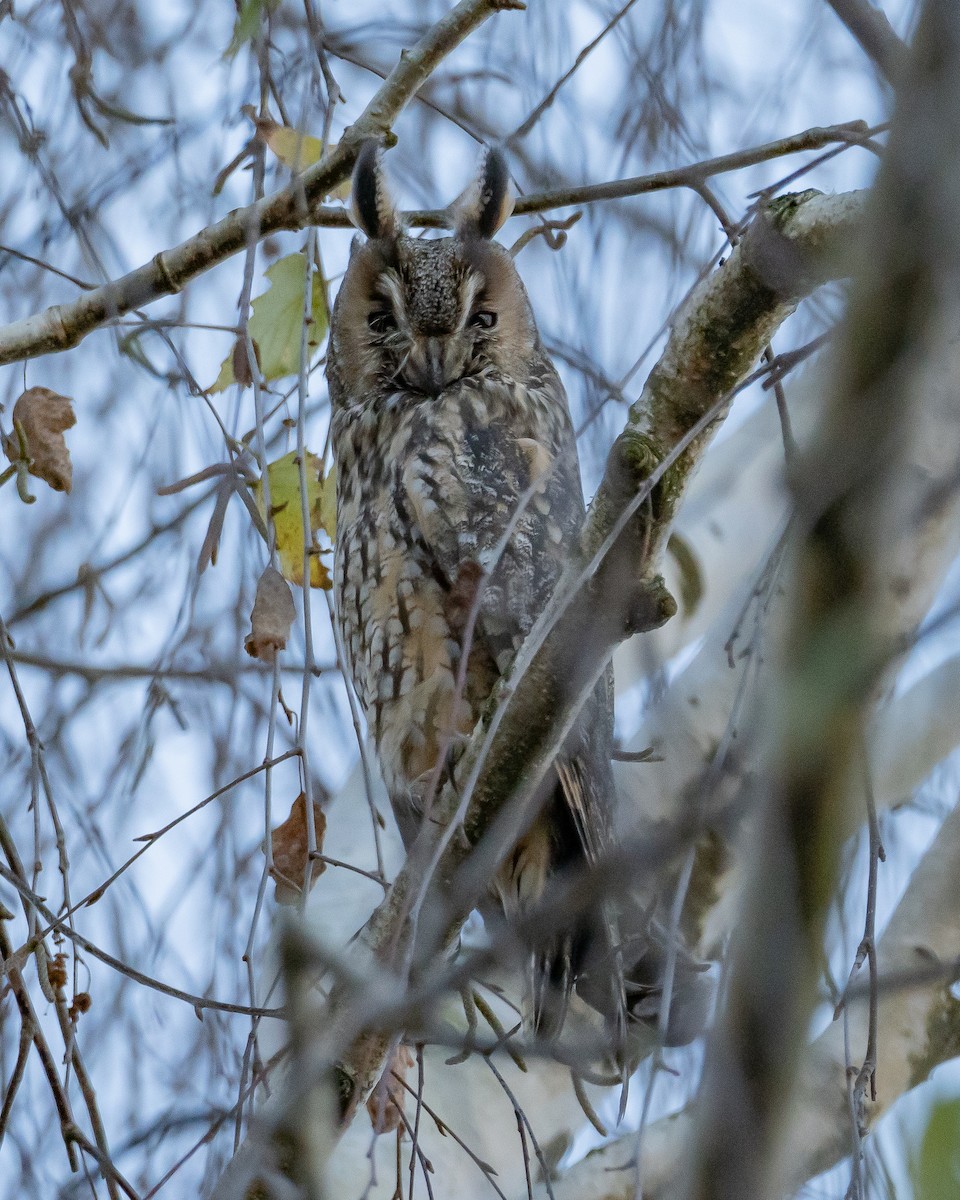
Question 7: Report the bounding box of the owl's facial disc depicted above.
[371,247,493,396]
[334,234,535,404]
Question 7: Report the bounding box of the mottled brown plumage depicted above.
[327,142,621,1034]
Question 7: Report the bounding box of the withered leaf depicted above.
[69,991,92,1020]
[244,565,296,663]
[48,952,68,991]
[231,336,261,388]
[4,387,76,493]
[268,791,326,906]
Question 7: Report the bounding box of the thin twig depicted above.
[5,650,333,682]
[507,0,641,141]
[837,749,886,1196]
[0,919,79,1170]
[390,1069,509,1200]
[0,861,283,1017]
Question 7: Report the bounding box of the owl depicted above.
[326,142,623,1037]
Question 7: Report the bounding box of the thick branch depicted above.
[686,5,960,1198]
[0,0,520,367]
[614,280,960,959]
[586,188,866,570]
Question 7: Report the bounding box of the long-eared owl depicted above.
[326,142,619,1034]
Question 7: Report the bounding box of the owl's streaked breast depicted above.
[332,374,569,799]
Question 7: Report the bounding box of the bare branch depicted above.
[5,649,333,682]
[0,122,869,370]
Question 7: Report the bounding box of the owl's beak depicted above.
[402,336,466,396]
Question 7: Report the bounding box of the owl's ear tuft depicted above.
[350,140,399,240]
[453,147,514,239]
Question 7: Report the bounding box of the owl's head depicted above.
[327,142,541,403]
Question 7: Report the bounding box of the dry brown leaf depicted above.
[48,952,68,991]
[69,991,92,1021]
[4,387,76,493]
[367,1045,414,1135]
[268,791,326,905]
[244,565,296,663]
[231,335,261,388]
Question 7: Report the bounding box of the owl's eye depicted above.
[469,310,497,330]
[367,309,397,334]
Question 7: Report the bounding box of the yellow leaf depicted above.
[252,451,333,589]
[327,178,351,203]
[261,123,324,172]
[242,108,349,196]
[211,252,327,392]
[666,532,704,618]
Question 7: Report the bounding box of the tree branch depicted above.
[686,5,960,1198]
[824,0,907,84]
[5,649,333,682]
[0,120,870,368]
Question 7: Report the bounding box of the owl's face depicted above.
[328,143,540,405]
